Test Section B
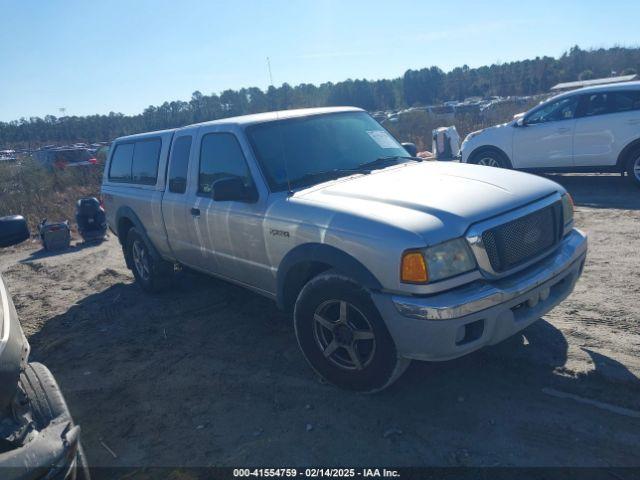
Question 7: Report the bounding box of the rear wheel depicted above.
[293,271,409,393]
[125,227,172,292]
[470,149,510,168]
[626,149,640,188]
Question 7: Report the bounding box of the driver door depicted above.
[513,96,578,169]
[183,128,272,293]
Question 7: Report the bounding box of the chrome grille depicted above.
[481,202,562,272]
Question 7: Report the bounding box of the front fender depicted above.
[276,243,383,310]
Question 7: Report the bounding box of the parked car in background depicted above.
[33,147,98,169]
[460,81,640,187]
[0,215,88,479]
[102,107,587,392]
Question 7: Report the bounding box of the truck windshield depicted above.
[246,112,410,192]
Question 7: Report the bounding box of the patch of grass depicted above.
[0,158,103,232]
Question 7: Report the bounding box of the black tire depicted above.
[21,363,91,479]
[125,227,172,293]
[293,271,410,393]
[0,215,30,248]
[20,362,70,429]
[625,148,640,188]
[469,149,510,169]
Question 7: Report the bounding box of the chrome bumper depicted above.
[392,229,587,321]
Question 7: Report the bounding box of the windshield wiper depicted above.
[289,168,364,190]
[287,156,422,192]
[356,155,422,172]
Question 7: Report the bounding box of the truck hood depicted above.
[295,161,562,245]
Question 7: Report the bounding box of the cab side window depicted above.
[526,96,578,125]
[168,136,192,194]
[198,133,253,195]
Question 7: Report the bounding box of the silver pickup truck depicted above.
[101,107,587,392]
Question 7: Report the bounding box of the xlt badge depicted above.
[270,229,290,238]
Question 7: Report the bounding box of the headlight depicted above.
[401,238,476,284]
[561,193,574,235]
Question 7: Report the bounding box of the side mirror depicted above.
[402,142,418,157]
[515,117,526,128]
[212,177,257,203]
[0,215,30,248]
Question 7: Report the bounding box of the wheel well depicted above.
[617,138,640,169]
[281,261,332,314]
[117,217,134,246]
[468,146,513,168]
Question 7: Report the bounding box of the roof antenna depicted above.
[267,56,293,196]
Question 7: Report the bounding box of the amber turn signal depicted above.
[401,251,428,283]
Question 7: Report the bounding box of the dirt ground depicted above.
[1,174,639,473]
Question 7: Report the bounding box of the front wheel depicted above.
[626,149,640,188]
[293,271,410,393]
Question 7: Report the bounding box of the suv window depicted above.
[131,138,162,185]
[198,133,252,195]
[168,136,192,194]
[611,90,640,113]
[109,143,134,181]
[582,92,610,117]
[526,96,578,125]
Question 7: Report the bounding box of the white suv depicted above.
[460,82,640,187]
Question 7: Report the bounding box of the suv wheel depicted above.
[470,150,509,168]
[626,149,640,188]
[126,227,172,292]
[294,271,410,393]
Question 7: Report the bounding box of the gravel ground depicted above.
[1,174,639,474]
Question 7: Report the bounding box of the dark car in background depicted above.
[33,147,98,170]
[0,215,88,479]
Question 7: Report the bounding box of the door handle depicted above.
[627,119,640,125]
[557,127,571,133]
[190,207,200,217]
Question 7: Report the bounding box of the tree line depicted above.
[2,45,639,148]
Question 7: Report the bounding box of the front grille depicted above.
[482,202,562,272]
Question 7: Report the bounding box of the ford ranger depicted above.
[101,107,588,392]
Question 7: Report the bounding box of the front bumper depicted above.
[372,229,587,361]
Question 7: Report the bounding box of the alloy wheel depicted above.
[132,239,150,281]
[312,299,376,371]
[477,156,500,167]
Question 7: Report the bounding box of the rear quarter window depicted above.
[611,90,640,113]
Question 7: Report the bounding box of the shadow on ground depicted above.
[22,238,107,262]
[544,173,640,210]
[27,269,640,471]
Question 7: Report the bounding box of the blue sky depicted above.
[0,0,638,121]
